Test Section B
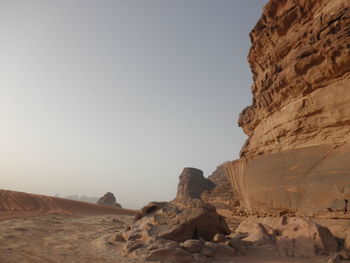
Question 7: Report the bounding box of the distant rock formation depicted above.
[175,167,215,201]
[97,192,122,208]
[201,163,236,210]
[226,0,350,218]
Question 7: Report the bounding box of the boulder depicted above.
[175,168,215,201]
[126,200,230,243]
[96,192,122,208]
[235,217,338,258]
[277,218,338,253]
[242,223,276,246]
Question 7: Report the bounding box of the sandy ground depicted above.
[0,213,328,263]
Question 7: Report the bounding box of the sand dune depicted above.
[0,189,136,221]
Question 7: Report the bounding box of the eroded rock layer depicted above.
[227,0,350,218]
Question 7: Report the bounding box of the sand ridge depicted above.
[0,189,137,221]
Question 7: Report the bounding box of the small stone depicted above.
[181,239,204,253]
[122,241,143,254]
[146,244,164,251]
[213,233,226,243]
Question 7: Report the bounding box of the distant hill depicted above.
[0,189,137,221]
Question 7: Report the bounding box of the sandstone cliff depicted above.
[227,0,350,218]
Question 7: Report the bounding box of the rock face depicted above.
[175,168,215,201]
[96,192,122,208]
[226,0,350,218]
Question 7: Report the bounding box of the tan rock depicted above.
[242,223,276,246]
[181,239,204,253]
[121,241,143,254]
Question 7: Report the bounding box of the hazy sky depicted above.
[0,0,267,208]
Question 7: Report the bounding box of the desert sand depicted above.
[0,213,326,263]
[0,190,327,263]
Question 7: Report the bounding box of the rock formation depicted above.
[201,163,236,210]
[175,167,215,201]
[234,217,340,258]
[226,0,350,218]
[97,192,122,208]
[119,199,236,262]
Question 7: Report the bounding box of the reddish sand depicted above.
[0,189,137,221]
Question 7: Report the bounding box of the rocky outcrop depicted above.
[201,163,236,210]
[175,168,215,201]
[97,192,122,208]
[234,217,339,258]
[226,0,350,218]
[119,199,236,262]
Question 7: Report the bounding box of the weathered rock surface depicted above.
[226,0,350,218]
[235,217,339,258]
[175,168,215,201]
[97,192,122,208]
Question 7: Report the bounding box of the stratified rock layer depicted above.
[227,0,350,218]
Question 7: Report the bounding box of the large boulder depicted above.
[235,217,338,258]
[175,168,215,201]
[127,199,230,243]
[96,192,122,208]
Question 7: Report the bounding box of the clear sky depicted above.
[0,0,267,208]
